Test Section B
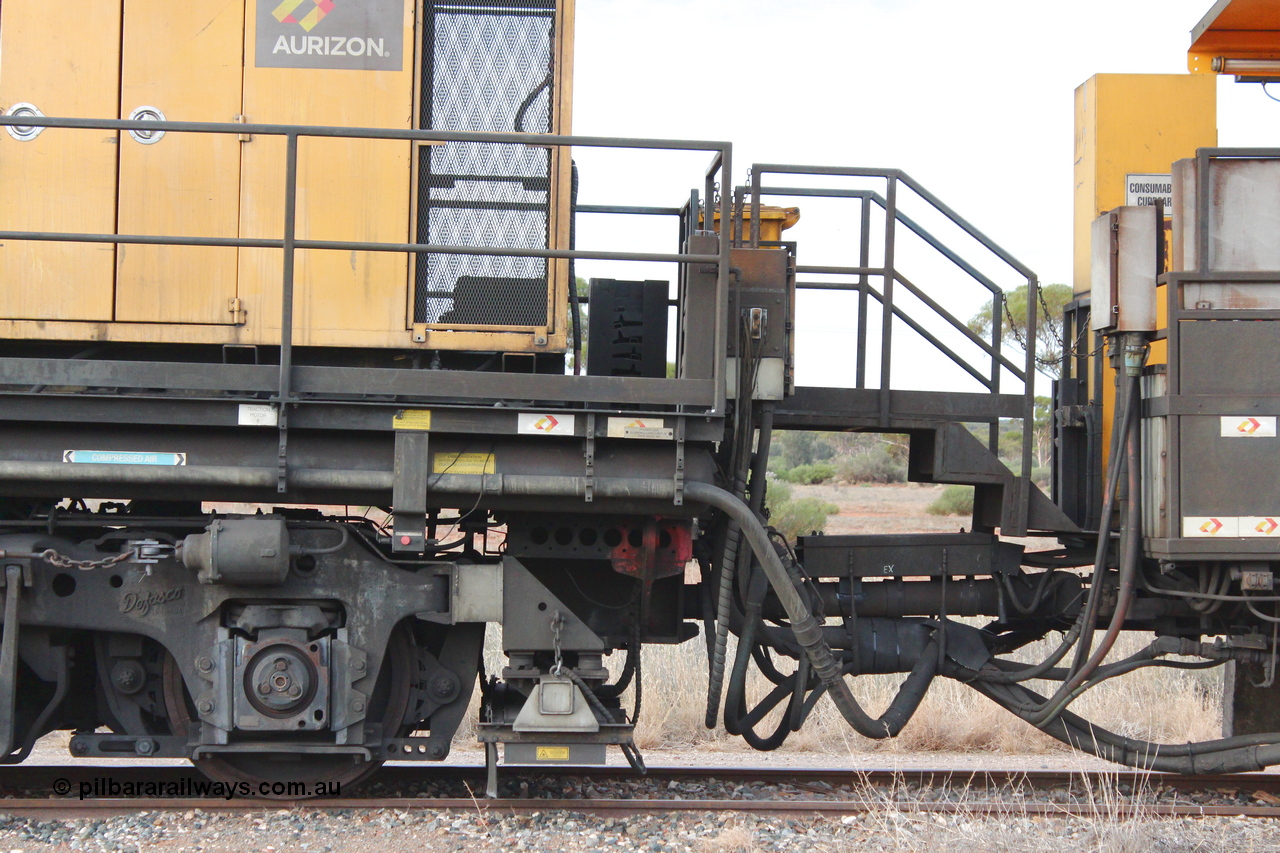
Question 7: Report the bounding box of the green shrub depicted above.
[769,496,840,540]
[774,462,837,485]
[837,448,907,484]
[926,484,974,516]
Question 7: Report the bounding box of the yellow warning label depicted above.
[433,452,496,475]
[392,409,432,431]
[535,746,570,761]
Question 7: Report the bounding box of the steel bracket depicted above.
[673,417,686,506]
[583,414,596,503]
[0,566,20,757]
[392,429,430,553]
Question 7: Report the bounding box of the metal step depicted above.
[773,387,1077,537]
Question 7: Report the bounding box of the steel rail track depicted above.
[0,764,1278,819]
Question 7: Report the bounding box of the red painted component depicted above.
[609,518,693,582]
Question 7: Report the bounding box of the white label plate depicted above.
[517,413,575,436]
[1220,416,1277,437]
[1182,516,1239,537]
[238,403,279,427]
[606,417,672,440]
[1125,173,1172,208]
[1241,517,1280,537]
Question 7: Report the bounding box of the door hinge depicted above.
[228,297,246,325]
[234,115,251,143]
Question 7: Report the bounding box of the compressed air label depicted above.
[607,417,673,440]
[238,403,278,427]
[518,413,575,435]
[1241,517,1280,537]
[1221,416,1277,437]
[64,450,186,466]
[432,452,495,475]
[1183,517,1239,537]
[392,409,432,431]
[535,747,570,761]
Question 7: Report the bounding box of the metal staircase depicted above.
[743,165,1077,538]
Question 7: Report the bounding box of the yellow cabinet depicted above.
[0,1,122,321]
[114,0,246,325]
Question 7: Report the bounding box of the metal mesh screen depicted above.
[415,0,556,327]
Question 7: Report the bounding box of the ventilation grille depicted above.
[415,0,556,327]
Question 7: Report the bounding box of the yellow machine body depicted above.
[1073,73,1216,471]
[0,0,574,353]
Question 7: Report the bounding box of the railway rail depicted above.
[0,764,1278,820]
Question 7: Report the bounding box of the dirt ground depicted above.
[795,482,960,536]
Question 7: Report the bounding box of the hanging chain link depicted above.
[0,547,143,572]
[550,609,565,676]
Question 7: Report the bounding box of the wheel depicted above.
[162,624,416,793]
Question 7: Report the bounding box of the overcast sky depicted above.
[572,0,1280,285]
[566,0,1280,391]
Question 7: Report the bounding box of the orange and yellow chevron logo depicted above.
[273,0,335,32]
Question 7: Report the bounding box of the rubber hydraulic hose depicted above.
[1029,372,1142,726]
[685,481,937,739]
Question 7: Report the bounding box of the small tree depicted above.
[967,283,1074,377]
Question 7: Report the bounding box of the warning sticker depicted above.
[432,452,495,475]
[392,409,432,431]
[606,417,673,440]
[535,746,570,761]
[1220,416,1277,437]
[1183,517,1238,537]
[518,413,575,436]
[1241,517,1280,537]
[64,450,186,466]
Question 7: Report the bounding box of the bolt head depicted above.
[196,656,214,674]
[431,675,455,698]
[352,658,366,672]
[196,699,213,714]
[135,740,154,756]
[70,740,89,756]
[428,743,445,759]
[351,698,365,713]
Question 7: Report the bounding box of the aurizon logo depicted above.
[273,0,335,32]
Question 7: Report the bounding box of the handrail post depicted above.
[1020,274,1040,528]
[989,290,1003,452]
[878,173,897,427]
[714,144,731,415]
[750,168,761,248]
[277,132,299,494]
[855,195,871,390]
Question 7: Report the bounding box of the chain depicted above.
[550,609,564,676]
[0,548,135,572]
[998,289,1091,371]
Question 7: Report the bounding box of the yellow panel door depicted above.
[238,0,413,346]
[0,0,122,321]
[115,0,246,325]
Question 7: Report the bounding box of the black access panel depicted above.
[586,279,669,378]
